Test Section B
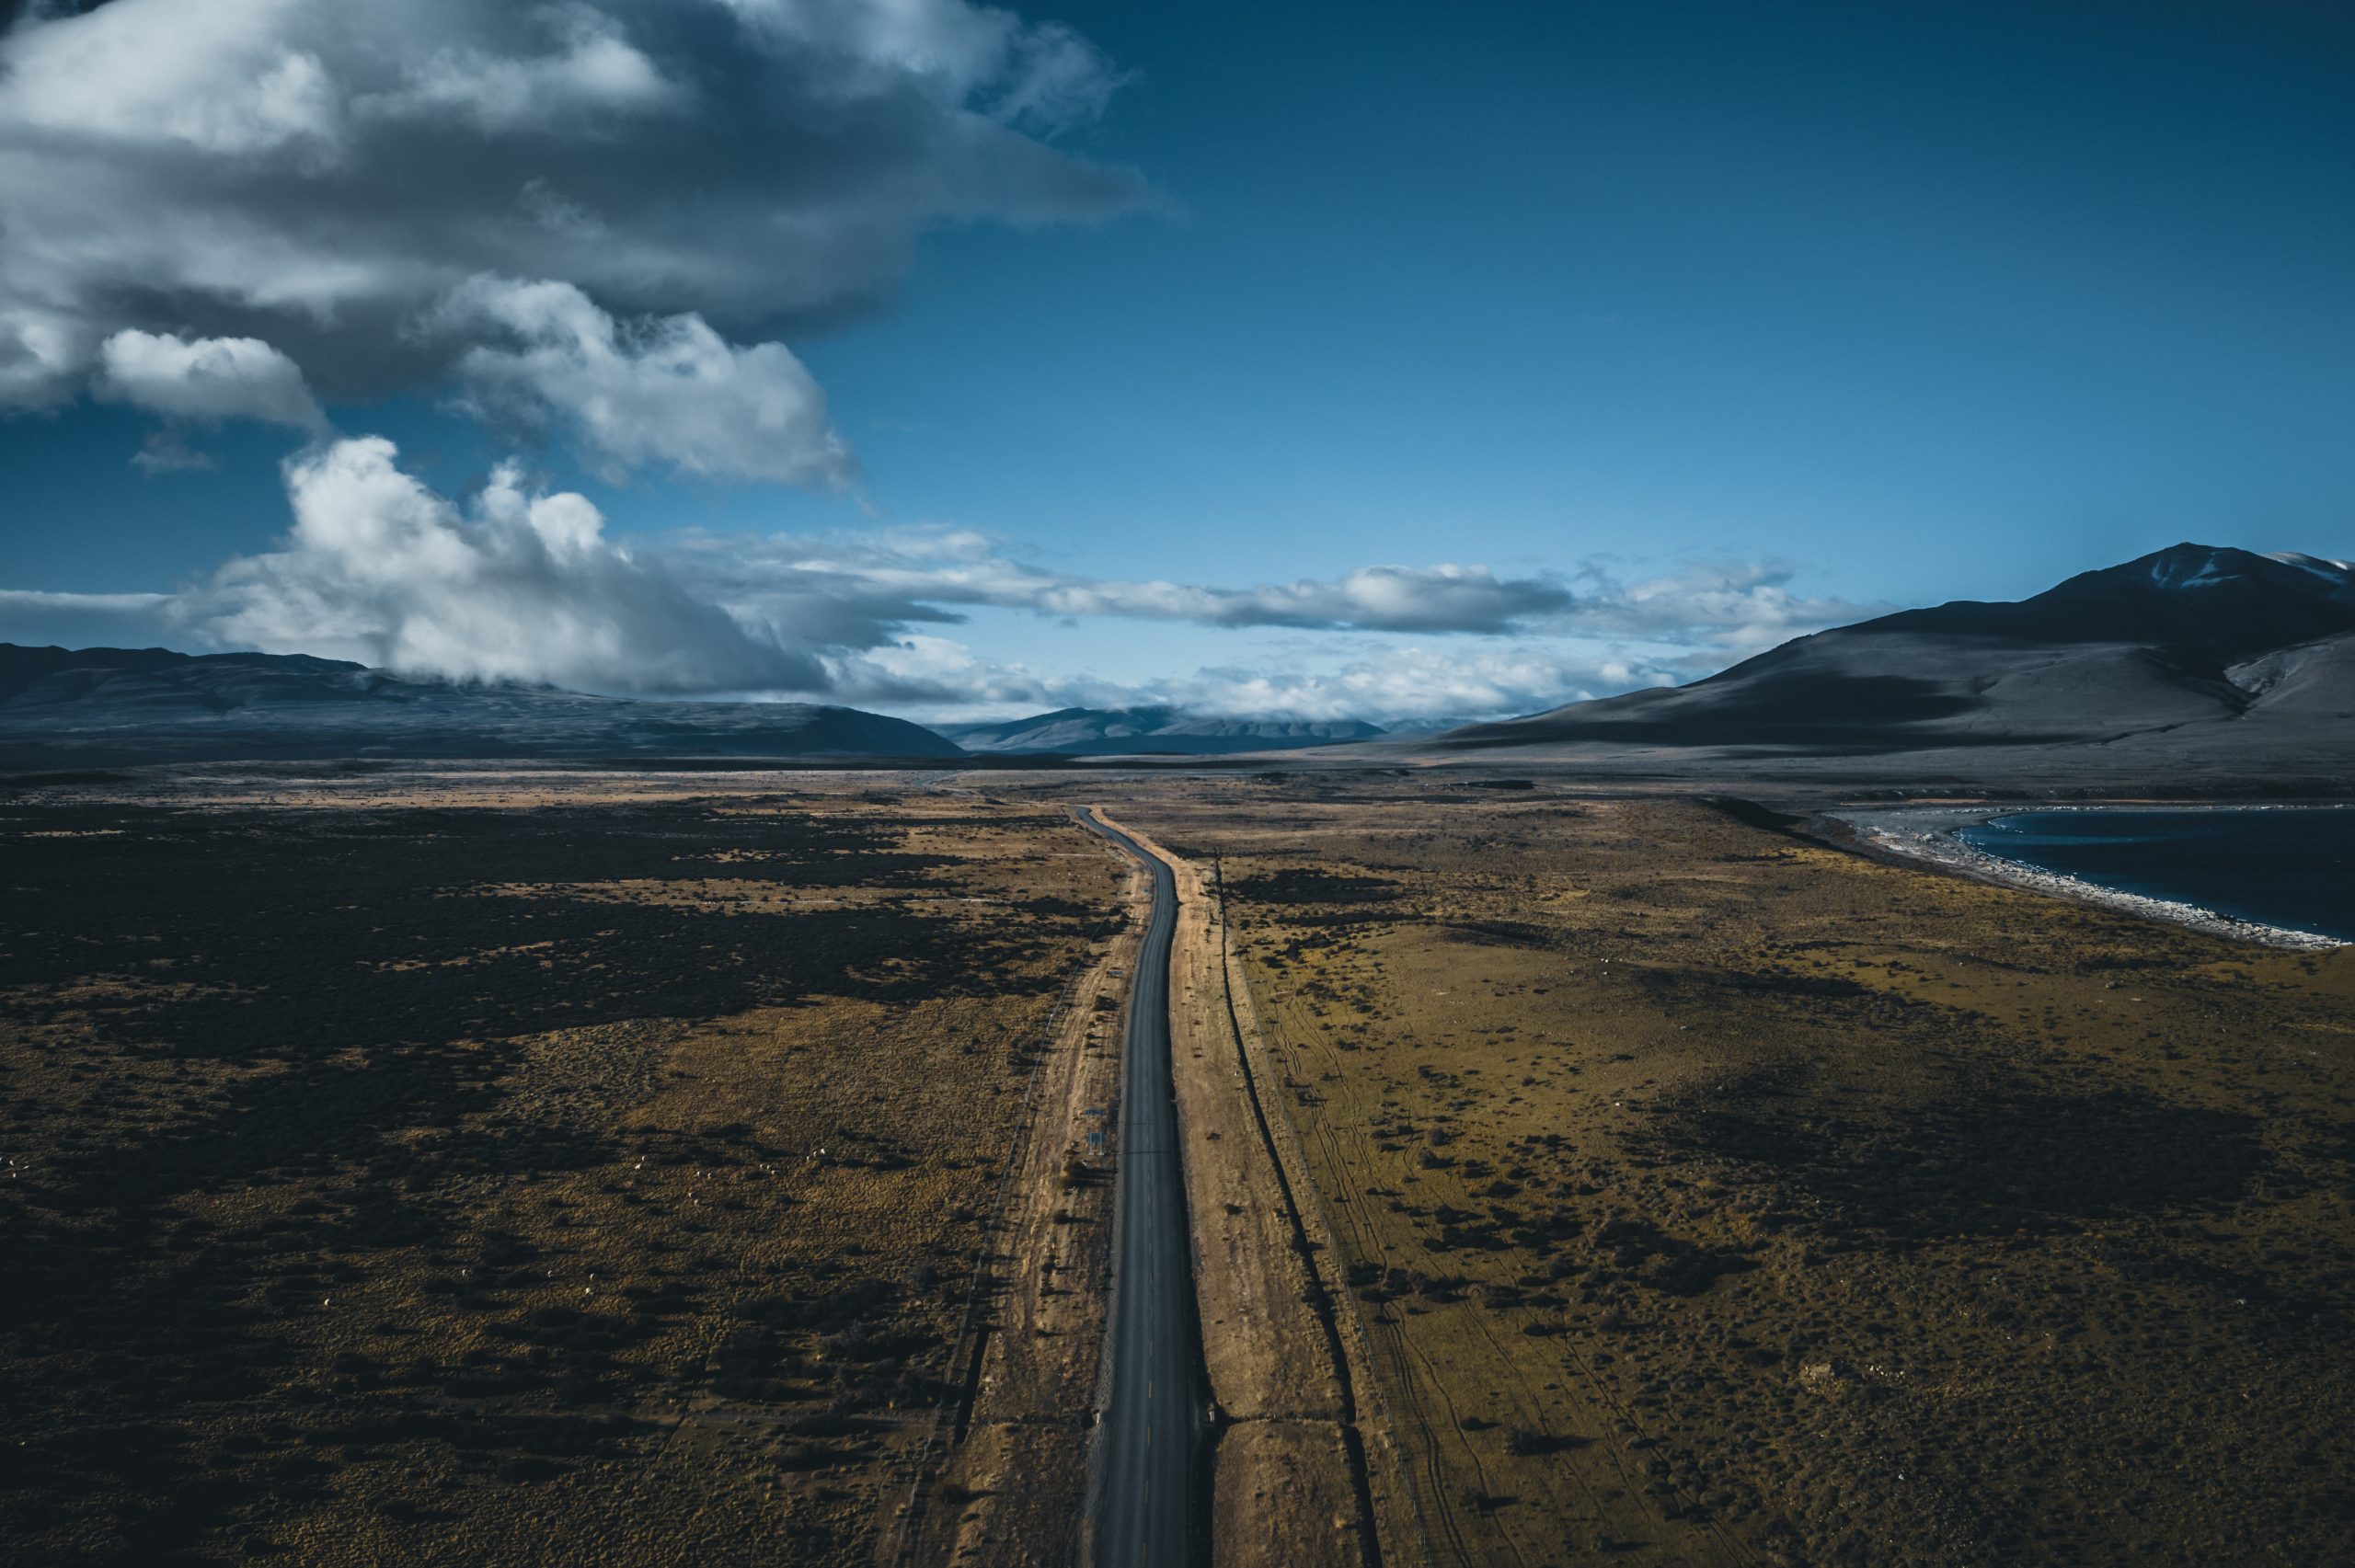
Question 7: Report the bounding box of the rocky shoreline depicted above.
[1830,805,2348,952]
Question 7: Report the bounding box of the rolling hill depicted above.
[1431,544,2353,768]
[0,646,963,767]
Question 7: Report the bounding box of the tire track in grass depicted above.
[1258,922,1763,1565]
[1207,917,1387,1565]
[1270,983,1623,1563]
[1248,975,1486,1568]
[1287,999,1518,1568]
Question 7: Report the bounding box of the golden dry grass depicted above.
[1105,777,2355,1566]
[0,775,1120,1565]
[13,763,2352,1567]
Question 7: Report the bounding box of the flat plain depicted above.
[6,762,2353,1567]
[1104,774,2355,1565]
[0,768,1121,1565]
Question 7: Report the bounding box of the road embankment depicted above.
[1091,814,1413,1568]
[893,824,1141,1567]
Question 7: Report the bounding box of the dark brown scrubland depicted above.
[1104,775,2355,1567]
[0,770,1120,1565]
[6,763,2353,1568]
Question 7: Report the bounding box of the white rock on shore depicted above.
[1833,807,2346,953]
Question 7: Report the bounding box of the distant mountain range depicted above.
[0,646,960,767]
[9,544,2349,777]
[937,706,1388,756]
[0,652,1450,768]
[1432,544,2355,773]
[0,647,1429,768]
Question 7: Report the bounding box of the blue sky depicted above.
[2,0,2349,720]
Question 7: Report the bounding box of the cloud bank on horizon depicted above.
[0,0,1877,722]
[8,435,1880,719]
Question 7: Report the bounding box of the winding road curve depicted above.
[1077,809,1204,1568]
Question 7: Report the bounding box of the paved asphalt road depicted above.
[1078,810,1203,1568]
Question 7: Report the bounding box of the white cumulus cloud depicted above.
[1158,644,1675,724]
[807,630,1689,725]
[167,437,821,692]
[653,529,1882,647]
[95,330,325,429]
[359,6,684,132]
[438,277,852,486]
[0,0,1142,475]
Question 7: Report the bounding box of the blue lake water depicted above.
[1955,807,2355,942]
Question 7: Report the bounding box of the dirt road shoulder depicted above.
[1093,815,1418,1568]
[891,829,1143,1567]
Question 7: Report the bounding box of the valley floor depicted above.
[1099,776,2355,1565]
[5,764,2352,1566]
[0,768,1123,1566]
